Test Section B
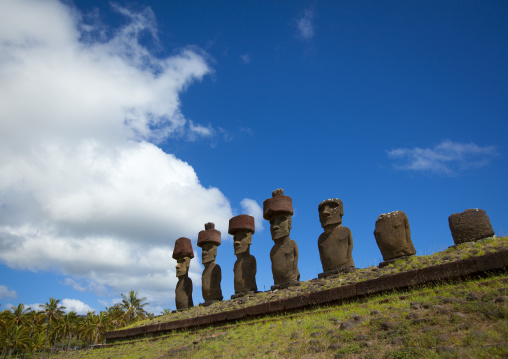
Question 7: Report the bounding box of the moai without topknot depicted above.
[263,189,300,289]
[229,214,257,298]
[448,209,495,245]
[197,222,223,305]
[317,198,355,278]
[374,211,416,267]
[172,237,194,310]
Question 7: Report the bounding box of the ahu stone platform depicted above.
[105,241,508,344]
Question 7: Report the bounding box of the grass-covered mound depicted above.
[54,272,507,358]
[123,236,508,330]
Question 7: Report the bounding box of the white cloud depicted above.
[61,298,95,315]
[0,0,232,310]
[240,53,251,64]
[188,120,214,140]
[24,299,93,315]
[387,140,497,174]
[296,8,315,40]
[0,285,17,300]
[240,198,264,232]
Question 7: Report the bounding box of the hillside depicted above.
[55,237,508,358]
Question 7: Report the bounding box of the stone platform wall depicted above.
[105,249,508,343]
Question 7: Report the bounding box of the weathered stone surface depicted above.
[201,262,222,303]
[197,223,223,303]
[374,211,416,261]
[263,188,293,219]
[473,249,508,272]
[356,270,419,296]
[175,275,193,310]
[317,198,355,273]
[197,222,221,247]
[172,237,194,259]
[418,258,477,283]
[229,214,257,295]
[264,189,299,287]
[173,237,194,311]
[233,254,257,294]
[448,209,495,244]
[229,214,255,234]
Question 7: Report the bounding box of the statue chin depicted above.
[271,229,289,240]
[321,218,341,228]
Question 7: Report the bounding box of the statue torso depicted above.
[270,238,299,284]
[318,226,354,272]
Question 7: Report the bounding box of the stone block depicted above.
[448,209,495,244]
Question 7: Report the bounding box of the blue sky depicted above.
[0,0,507,315]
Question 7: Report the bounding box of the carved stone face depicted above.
[319,202,342,228]
[175,257,190,277]
[270,214,292,241]
[201,243,217,264]
[233,230,252,255]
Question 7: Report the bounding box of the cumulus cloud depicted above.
[0,285,17,300]
[387,140,497,174]
[240,199,264,231]
[61,298,95,315]
[25,299,92,315]
[296,8,315,40]
[0,0,232,310]
[240,53,251,64]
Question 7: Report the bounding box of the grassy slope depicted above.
[56,237,508,359]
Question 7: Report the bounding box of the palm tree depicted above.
[26,309,45,338]
[4,324,31,359]
[82,311,112,345]
[39,298,65,358]
[106,305,126,330]
[10,303,31,327]
[29,331,46,358]
[120,290,149,323]
[58,311,79,352]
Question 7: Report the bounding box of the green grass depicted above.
[53,272,508,358]
[51,236,508,358]
[118,236,507,332]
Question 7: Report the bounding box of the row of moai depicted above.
[172,189,496,310]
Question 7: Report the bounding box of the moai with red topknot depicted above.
[172,237,194,310]
[197,222,223,305]
[317,198,355,278]
[374,211,416,268]
[229,214,257,298]
[264,189,300,289]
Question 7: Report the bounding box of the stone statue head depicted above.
[228,214,255,255]
[318,198,343,228]
[175,257,191,278]
[263,189,293,241]
[197,222,221,264]
[200,242,217,264]
[232,230,252,254]
[172,237,194,260]
[173,237,194,277]
[270,213,292,241]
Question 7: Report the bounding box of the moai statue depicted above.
[229,214,257,298]
[374,211,416,267]
[317,198,355,278]
[263,189,300,289]
[197,222,223,305]
[172,237,194,310]
[448,209,495,245]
